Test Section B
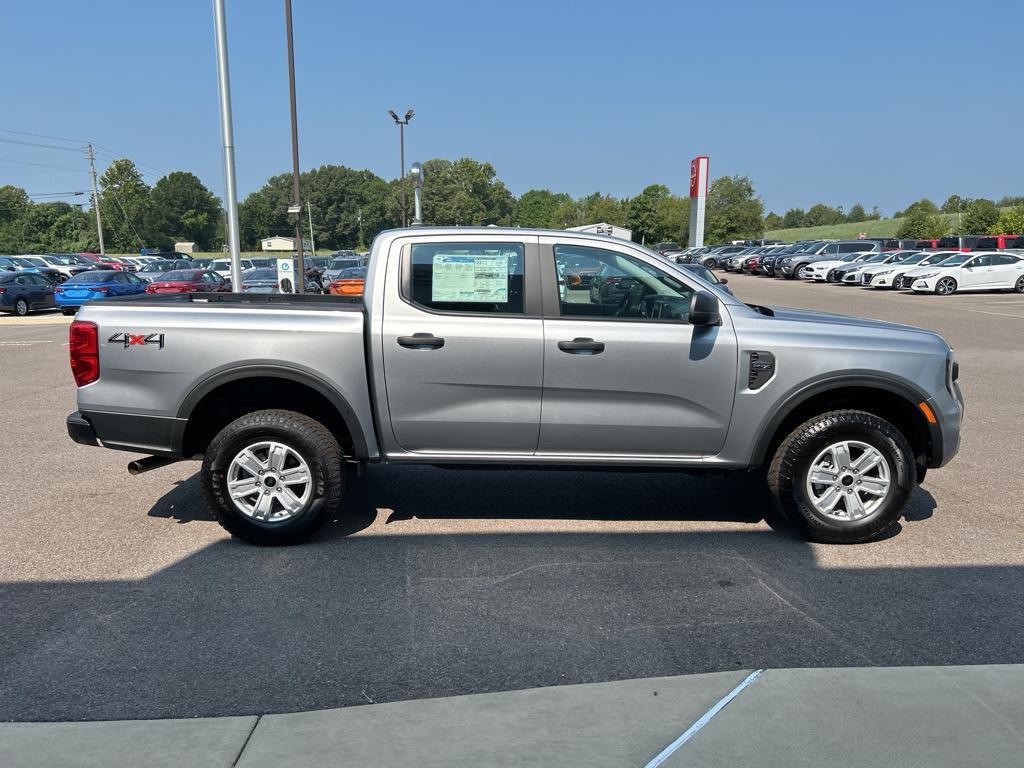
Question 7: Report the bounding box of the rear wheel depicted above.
[767,410,914,544]
[1015,275,1024,294]
[14,298,29,316]
[201,409,345,545]
[935,277,957,296]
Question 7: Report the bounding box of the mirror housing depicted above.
[719,277,729,285]
[690,291,721,326]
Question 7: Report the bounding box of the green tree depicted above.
[512,189,571,228]
[996,203,1024,235]
[0,185,30,227]
[958,198,1000,234]
[846,203,866,223]
[150,172,222,250]
[941,194,968,213]
[803,203,845,227]
[653,194,689,245]
[626,184,670,244]
[579,192,628,227]
[782,208,805,228]
[419,158,514,226]
[704,176,764,242]
[865,206,882,221]
[764,211,784,231]
[551,197,583,228]
[896,206,948,239]
[99,159,157,251]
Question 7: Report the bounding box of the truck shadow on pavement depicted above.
[3,467,991,724]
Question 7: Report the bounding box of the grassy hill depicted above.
[765,213,967,242]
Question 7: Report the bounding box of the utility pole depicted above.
[87,144,106,255]
[307,202,315,257]
[213,0,243,292]
[388,109,414,226]
[284,0,305,292]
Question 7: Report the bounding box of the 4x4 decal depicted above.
[107,332,165,349]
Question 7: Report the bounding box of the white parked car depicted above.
[859,251,959,289]
[839,251,920,284]
[210,258,255,276]
[906,251,1024,295]
[802,252,876,282]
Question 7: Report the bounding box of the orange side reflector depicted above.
[918,401,937,424]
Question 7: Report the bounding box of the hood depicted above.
[766,305,944,339]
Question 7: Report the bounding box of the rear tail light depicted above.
[0,287,6,295]
[69,320,99,386]
[94,286,109,293]
[145,285,156,293]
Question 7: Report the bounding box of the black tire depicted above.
[1015,275,1024,294]
[892,274,905,290]
[14,298,29,316]
[935,277,957,296]
[705,258,718,269]
[786,263,804,280]
[767,410,914,544]
[61,308,76,316]
[201,409,345,545]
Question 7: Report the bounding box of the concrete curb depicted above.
[2,666,1021,768]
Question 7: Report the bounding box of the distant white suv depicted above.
[907,252,1024,295]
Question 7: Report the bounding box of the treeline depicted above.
[892,195,1024,239]
[1,156,767,253]
[764,202,883,231]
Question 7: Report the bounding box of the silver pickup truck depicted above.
[66,227,964,545]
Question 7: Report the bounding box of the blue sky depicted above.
[2,0,1020,215]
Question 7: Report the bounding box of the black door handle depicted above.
[558,337,605,354]
[397,333,445,349]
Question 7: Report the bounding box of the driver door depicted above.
[961,255,993,289]
[538,240,738,459]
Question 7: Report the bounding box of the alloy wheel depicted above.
[936,277,956,296]
[15,298,28,316]
[804,440,891,522]
[226,441,312,522]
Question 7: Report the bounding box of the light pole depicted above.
[212,0,243,291]
[285,0,305,291]
[387,109,414,227]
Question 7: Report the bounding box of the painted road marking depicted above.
[643,669,764,767]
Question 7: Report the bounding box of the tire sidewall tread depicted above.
[201,409,345,545]
[767,409,914,544]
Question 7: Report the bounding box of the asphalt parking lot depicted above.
[1,275,1022,723]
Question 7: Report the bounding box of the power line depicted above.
[0,156,86,173]
[0,128,89,145]
[0,137,85,153]
[105,185,146,247]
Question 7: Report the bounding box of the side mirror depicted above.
[690,291,721,326]
[719,277,729,285]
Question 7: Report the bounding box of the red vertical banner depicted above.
[689,156,709,198]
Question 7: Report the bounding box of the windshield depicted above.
[245,269,278,281]
[158,270,200,282]
[889,251,921,264]
[42,255,75,265]
[9,257,36,267]
[191,259,212,269]
[936,253,971,266]
[330,258,360,269]
[142,261,173,272]
[67,271,116,283]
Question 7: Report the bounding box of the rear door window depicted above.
[408,242,525,314]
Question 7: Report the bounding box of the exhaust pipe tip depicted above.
[128,456,180,475]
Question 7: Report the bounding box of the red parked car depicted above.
[145,269,231,294]
[741,255,762,274]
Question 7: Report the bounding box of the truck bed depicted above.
[96,292,364,311]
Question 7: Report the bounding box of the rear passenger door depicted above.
[992,254,1024,288]
[381,236,544,454]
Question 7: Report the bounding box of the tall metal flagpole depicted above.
[213,0,243,292]
[284,0,305,292]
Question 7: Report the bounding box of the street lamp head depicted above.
[387,109,400,123]
[404,109,415,121]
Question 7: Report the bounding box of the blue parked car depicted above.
[55,270,148,315]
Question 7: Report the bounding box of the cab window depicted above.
[408,242,525,314]
[554,245,695,322]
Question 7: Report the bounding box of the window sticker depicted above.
[431,254,509,302]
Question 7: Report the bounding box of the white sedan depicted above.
[859,251,958,289]
[802,252,876,282]
[907,252,1024,295]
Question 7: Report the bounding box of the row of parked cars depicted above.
[0,250,370,316]
[661,236,1024,296]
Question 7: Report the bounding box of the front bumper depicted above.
[911,278,939,292]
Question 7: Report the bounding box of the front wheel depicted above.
[201,409,345,545]
[797,265,812,279]
[767,410,914,544]
[704,258,718,269]
[1015,275,1024,294]
[935,277,957,296]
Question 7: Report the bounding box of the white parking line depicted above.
[642,669,764,767]
[961,309,1024,320]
